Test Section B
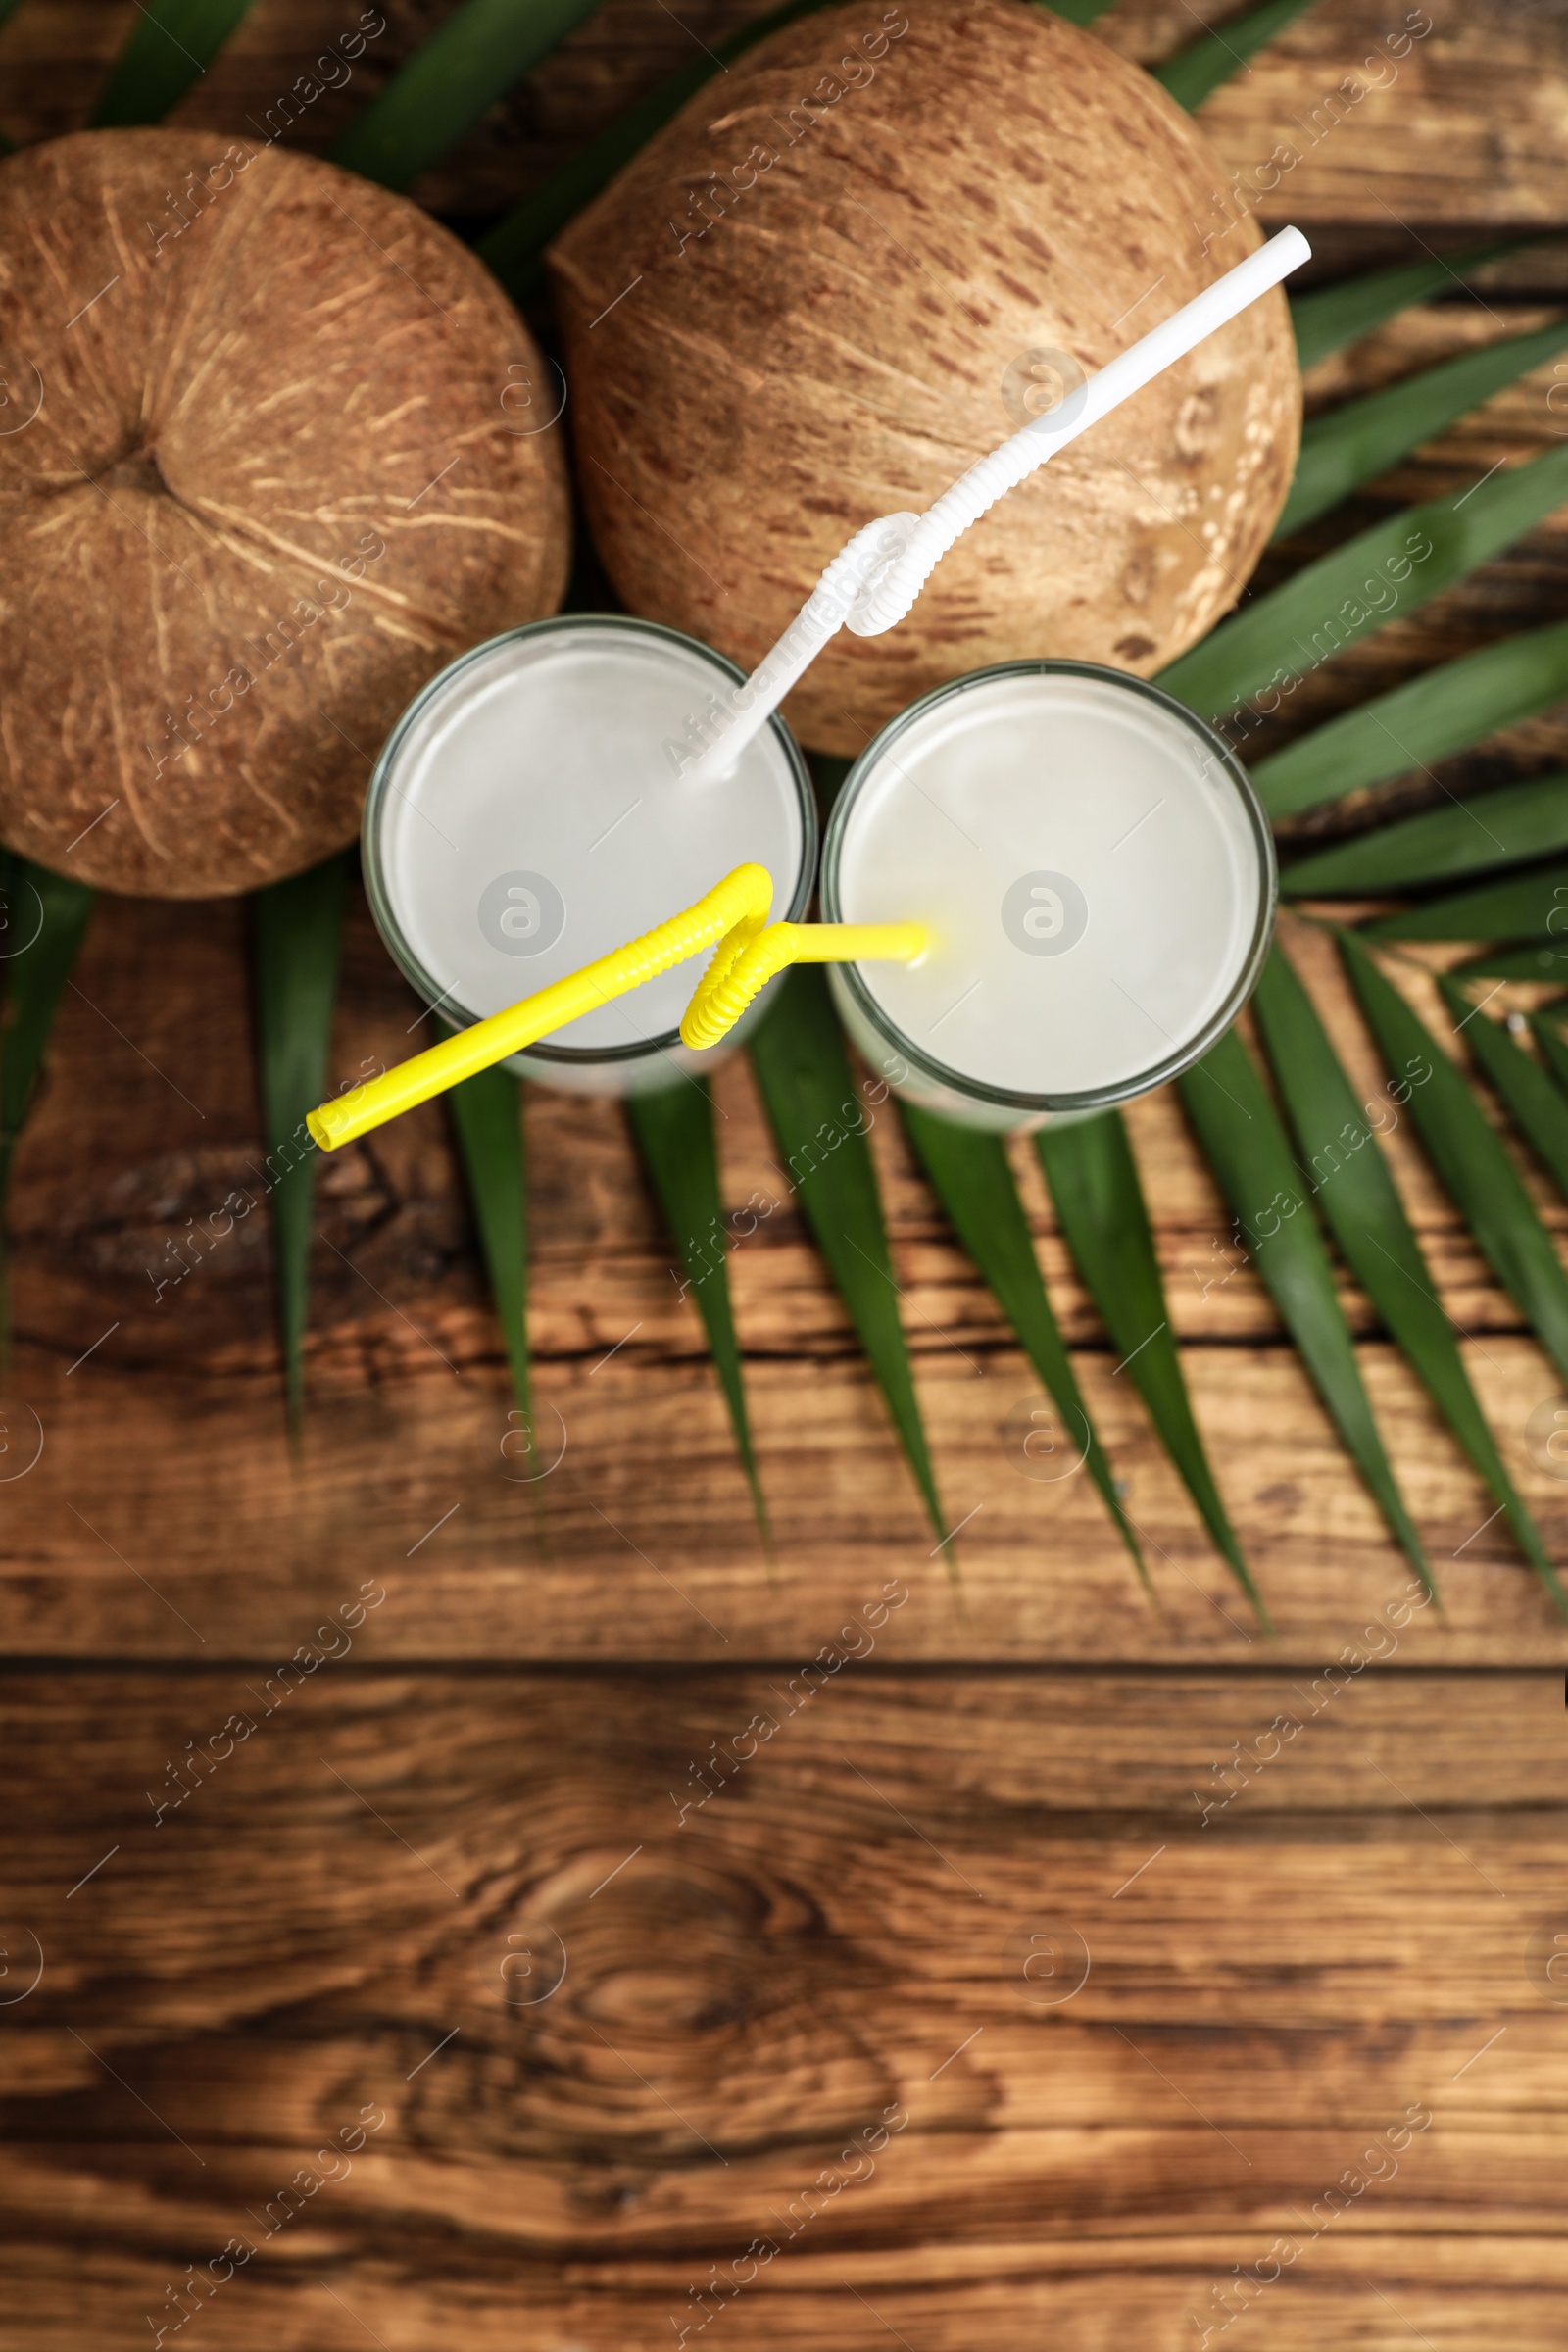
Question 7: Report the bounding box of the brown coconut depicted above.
[0,130,569,896]
[550,0,1299,756]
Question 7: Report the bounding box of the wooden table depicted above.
[2,2,1567,2344]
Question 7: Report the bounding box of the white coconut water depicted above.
[823,664,1273,1128]
[366,617,814,1094]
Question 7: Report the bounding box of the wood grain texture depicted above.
[0,13,1566,2346]
[0,1669,1563,2349]
[6,0,1568,248]
[6,877,1568,1659]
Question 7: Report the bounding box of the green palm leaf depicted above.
[1290,242,1523,371]
[478,0,843,301]
[1276,315,1568,542]
[748,969,946,1546]
[1157,440,1568,725]
[331,0,606,191]
[1364,858,1568,943]
[899,1102,1149,1592]
[1341,931,1568,1392]
[0,857,95,1357]
[1035,1111,1260,1615]
[1255,945,1555,1602]
[1438,974,1568,1202]
[90,0,259,127]
[1285,771,1568,896]
[1041,0,1121,22]
[253,854,347,1429]
[443,1054,530,1419]
[1451,945,1568,983]
[1177,1028,1432,1587]
[626,1079,767,1538]
[1531,1008,1568,1094]
[1257,613,1568,821]
[1153,0,1319,113]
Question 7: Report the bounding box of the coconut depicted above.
[549,0,1299,757]
[0,130,569,896]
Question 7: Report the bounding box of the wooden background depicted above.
[2,1,1568,2345]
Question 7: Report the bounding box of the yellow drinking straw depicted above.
[308,863,926,1152]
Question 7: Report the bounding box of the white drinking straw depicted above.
[690,225,1311,783]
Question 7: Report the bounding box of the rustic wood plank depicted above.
[6,874,1568,1659]
[1,12,1565,2350]
[0,1669,1561,2347]
[1181,0,1568,244]
[6,0,1568,248]
[7,1323,1568,1659]
[24,888,1568,1375]
[2,2267,1564,2352]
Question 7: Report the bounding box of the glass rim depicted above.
[820,657,1279,1116]
[361,612,819,1066]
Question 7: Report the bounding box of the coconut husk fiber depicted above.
[549,0,1300,757]
[0,130,569,896]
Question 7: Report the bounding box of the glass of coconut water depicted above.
[820,660,1275,1132]
[362,614,816,1097]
